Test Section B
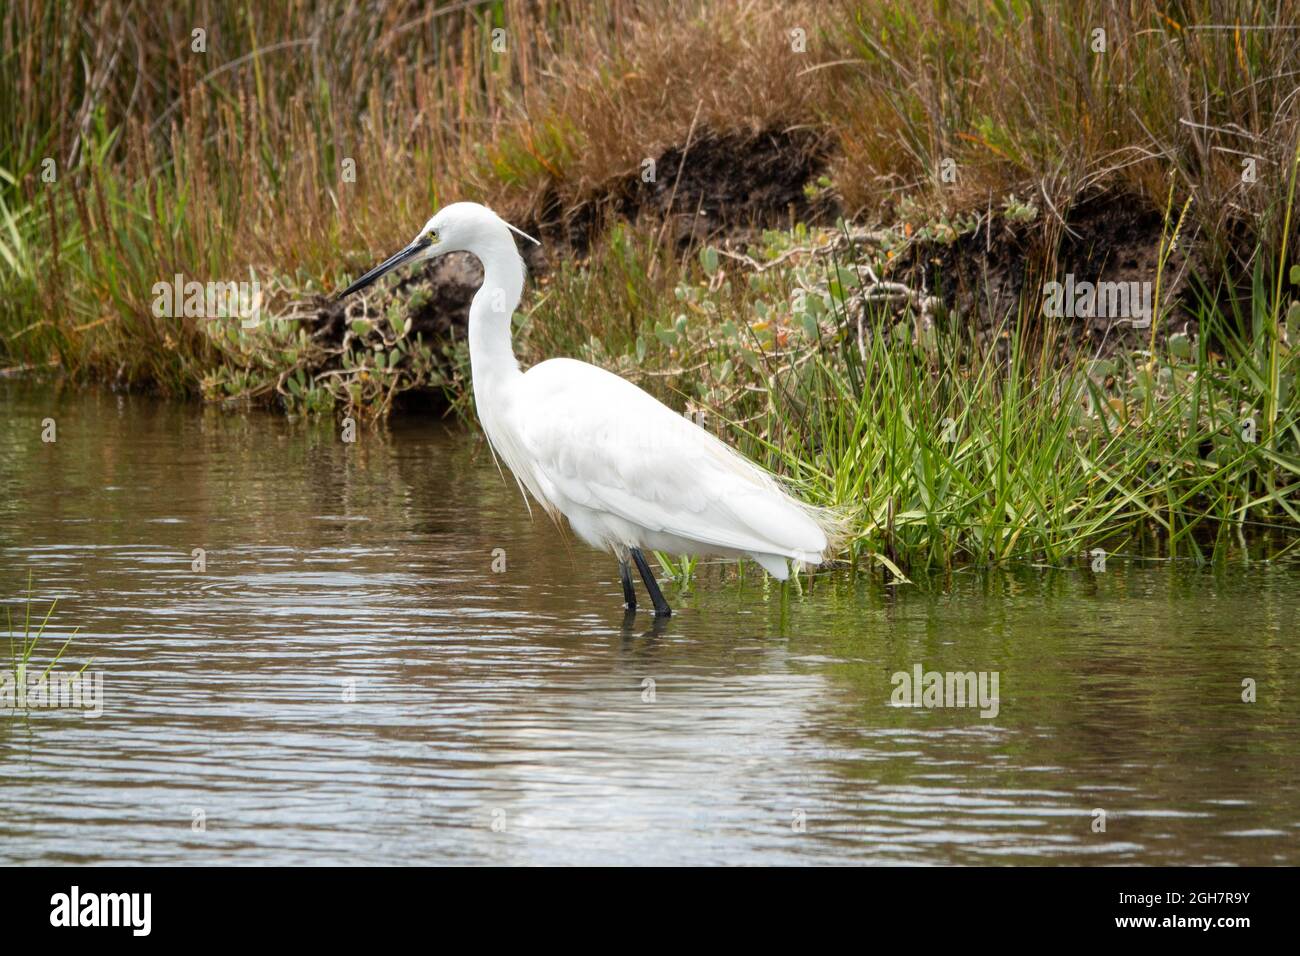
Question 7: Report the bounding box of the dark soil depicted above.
[313,250,490,347]
[892,191,1197,351]
[311,124,840,350]
[527,125,840,250]
[311,131,1197,382]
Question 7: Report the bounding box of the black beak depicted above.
[336,237,431,299]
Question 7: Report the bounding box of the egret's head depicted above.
[335,202,538,299]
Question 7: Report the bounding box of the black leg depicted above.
[630,548,672,617]
[619,559,637,612]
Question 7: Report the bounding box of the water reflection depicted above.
[1,382,1297,864]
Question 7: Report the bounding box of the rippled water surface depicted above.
[2,383,1298,865]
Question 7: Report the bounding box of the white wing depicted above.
[505,358,829,564]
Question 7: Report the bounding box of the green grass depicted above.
[505,209,1300,571]
[6,572,89,698]
[750,288,1300,571]
[1,0,1299,571]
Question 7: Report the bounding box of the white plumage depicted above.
[510,358,828,576]
[339,202,839,614]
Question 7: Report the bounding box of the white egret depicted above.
[338,202,839,616]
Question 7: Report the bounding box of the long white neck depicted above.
[464,227,554,512]
[467,235,526,406]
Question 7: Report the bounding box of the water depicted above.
[1,382,1297,865]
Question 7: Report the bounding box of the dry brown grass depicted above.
[823,0,1300,267]
[3,0,1299,391]
[474,1,841,211]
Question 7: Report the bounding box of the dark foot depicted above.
[619,559,637,612]
[630,548,672,617]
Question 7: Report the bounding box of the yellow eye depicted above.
[425,229,439,243]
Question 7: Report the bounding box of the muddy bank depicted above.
[891,192,1197,349]
[308,129,1202,405]
[528,126,840,250]
[312,125,838,349]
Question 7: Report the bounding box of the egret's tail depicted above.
[690,419,854,577]
[748,498,852,580]
[803,499,854,558]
